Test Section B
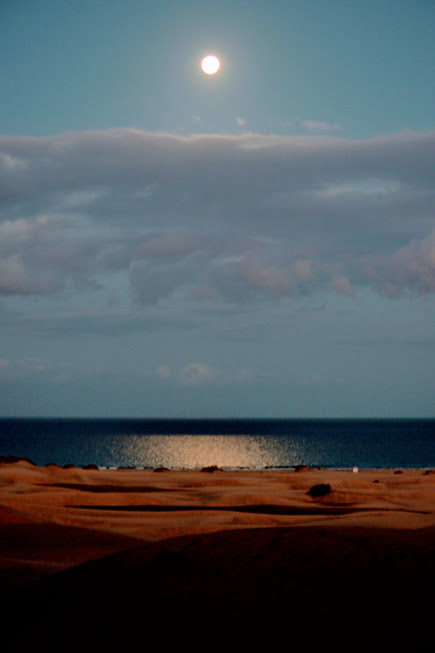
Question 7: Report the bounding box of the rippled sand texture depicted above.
[2,462,434,650]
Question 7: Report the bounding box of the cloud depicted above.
[0,357,52,377]
[301,120,342,131]
[0,128,434,307]
[329,275,355,297]
[236,116,246,126]
[156,365,171,379]
[155,363,254,386]
[0,213,102,294]
[369,231,435,297]
[179,362,218,386]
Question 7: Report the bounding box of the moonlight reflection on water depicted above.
[2,419,432,469]
[116,435,303,470]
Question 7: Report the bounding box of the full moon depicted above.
[201,55,220,75]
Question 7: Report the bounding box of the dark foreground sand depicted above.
[1,461,434,650]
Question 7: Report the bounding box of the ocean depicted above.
[0,418,434,470]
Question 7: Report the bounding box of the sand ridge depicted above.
[1,462,434,585]
[2,462,434,649]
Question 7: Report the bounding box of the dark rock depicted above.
[153,467,170,472]
[394,470,403,474]
[83,464,99,470]
[294,465,312,472]
[423,469,435,475]
[201,465,223,473]
[307,483,332,498]
[0,455,36,466]
[63,463,75,469]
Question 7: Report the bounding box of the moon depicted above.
[201,55,220,75]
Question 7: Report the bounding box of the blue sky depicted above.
[0,0,434,417]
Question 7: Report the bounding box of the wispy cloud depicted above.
[156,365,171,379]
[179,362,219,385]
[301,120,342,131]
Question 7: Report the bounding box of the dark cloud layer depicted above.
[1,129,434,303]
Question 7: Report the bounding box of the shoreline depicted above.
[2,454,435,472]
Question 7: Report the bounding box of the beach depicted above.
[2,460,435,649]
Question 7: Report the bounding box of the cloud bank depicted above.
[1,129,434,304]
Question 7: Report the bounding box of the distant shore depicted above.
[2,459,434,649]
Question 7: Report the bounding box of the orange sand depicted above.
[2,461,434,649]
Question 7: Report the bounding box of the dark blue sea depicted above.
[0,418,434,470]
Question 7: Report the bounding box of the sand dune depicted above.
[1,461,434,649]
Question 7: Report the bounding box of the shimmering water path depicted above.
[1,418,434,470]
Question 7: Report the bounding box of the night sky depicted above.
[0,1,434,417]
